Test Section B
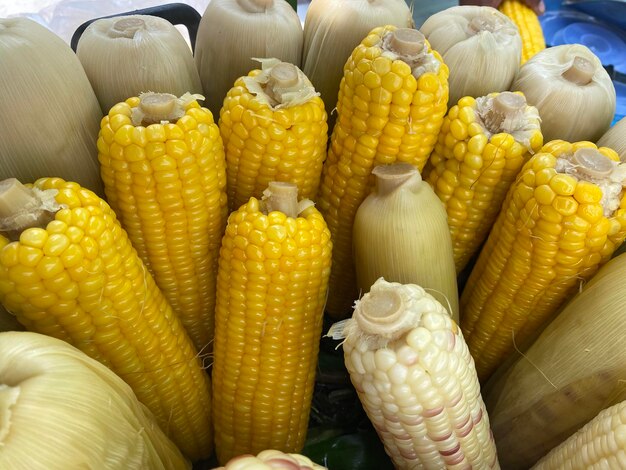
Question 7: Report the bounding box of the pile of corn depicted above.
[0,1,625,469]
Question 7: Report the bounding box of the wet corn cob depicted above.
[215,450,327,469]
[338,278,499,469]
[461,141,626,381]
[425,91,543,273]
[532,401,626,469]
[212,182,332,464]
[98,92,228,352]
[219,59,327,212]
[317,25,449,319]
[499,0,546,63]
[0,177,212,461]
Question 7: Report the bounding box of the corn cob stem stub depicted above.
[0,179,59,240]
[562,56,595,85]
[372,163,420,195]
[109,17,146,38]
[261,181,299,218]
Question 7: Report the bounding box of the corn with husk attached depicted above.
[532,400,626,470]
[461,141,626,382]
[214,450,327,469]
[317,25,449,319]
[598,117,626,162]
[498,0,546,63]
[335,278,499,469]
[0,17,103,196]
[353,163,459,322]
[0,331,190,470]
[212,182,332,464]
[76,15,203,114]
[219,59,327,212]
[302,0,413,129]
[98,92,227,353]
[511,44,616,143]
[425,91,543,273]
[420,6,522,106]
[483,252,626,469]
[0,177,213,461]
[194,0,303,117]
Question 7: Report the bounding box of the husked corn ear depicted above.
[318,25,449,319]
[219,59,327,212]
[98,92,228,352]
[425,92,543,273]
[499,0,546,63]
[214,450,327,469]
[461,141,626,381]
[212,182,332,464]
[338,278,499,469]
[532,401,626,470]
[598,117,626,163]
[0,177,213,461]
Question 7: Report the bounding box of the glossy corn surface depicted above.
[98,95,228,352]
[461,141,626,381]
[0,178,213,460]
[499,0,546,63]
[317,25,449,319]
[219,66,328,212]
[212,197,332,464]
[342,279,499,469]
[532,401,626,470]
[425,92,543,273]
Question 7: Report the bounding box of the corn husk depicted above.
[194,0,303,117]
[420,6,521,106]
[0,18,103,196]
[214,450,327,469]
[511,44,616,143]
[0,331,190,470]
[483,253,626,470]
[353,163,459,322]
[598,117,626,163]
[76,15,203,114]
[0,305,23,332]
[302,0,413,128]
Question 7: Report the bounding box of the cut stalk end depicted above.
[482,92,526,134]
[387,28,425,56]
[0,179,38,218]
[133,92,184,126]
[109,17,146,38]
[262,182,299,218]
[236,0,274,13]
[0,179,59,240]
[572,148,614,178]
[355,282,407,338]
[562,56,595,86]
[372,163,421,195]
[468,14,501,34]
[269,63,299,89]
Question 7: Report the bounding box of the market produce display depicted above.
[0,1,625,469]
[98,91,227,351]
[0,331,191,470]
[76,15,203,114]
[219,59,328,211]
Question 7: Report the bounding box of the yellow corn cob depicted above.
[461,141,626,381]
[499,0,546,64]
[0,177,212,461]
[212,182,332,464]
[215,450,327,469]
[532,401,626,469]
[219,59,328,212]
[98,92,228,352]
[317,25,449,319]
[338,278,499,468]
[425,92,543,273]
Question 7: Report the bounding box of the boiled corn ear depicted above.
[499,0,546,63]
[98,92,228,352]
[532,401,626,470]
[425,91,543,273]
[0,177,213,461]
[317,25,449,319]
[212,182,332,463]
[219,59,327,212]
[461,141,626,381]
[338,278,499,469]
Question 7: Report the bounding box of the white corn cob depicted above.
[532,401,626,470]
[337,278,499,469]
[214,449,327,469]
